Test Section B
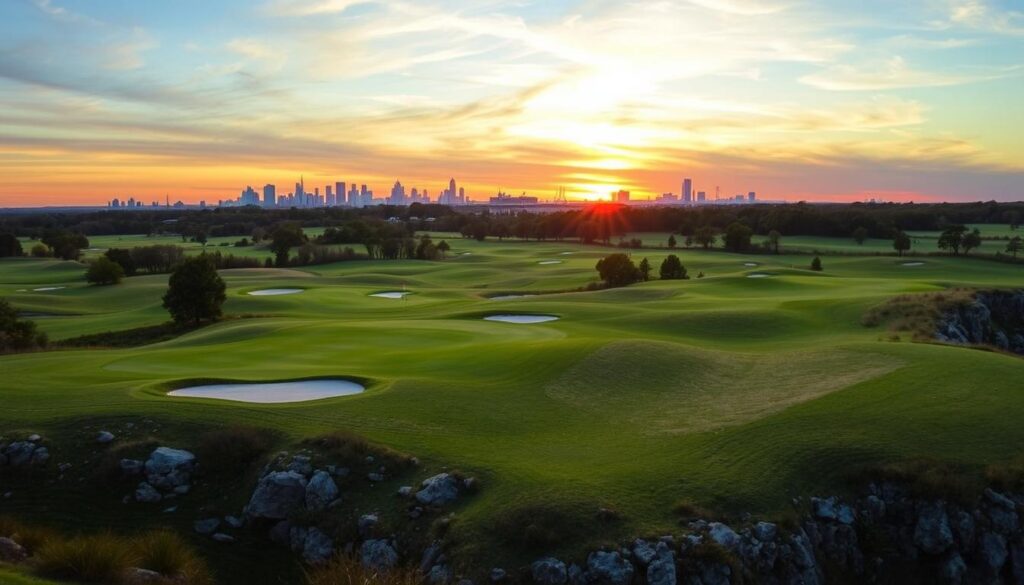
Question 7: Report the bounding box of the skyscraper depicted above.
[348,184,359,207]
[615,190,630,203]
[263,184,276,207]
[390,180,406,205]
[683,178,692,203]
[748,191,756,202]
[697,191,706,202]
[326,185,334,206]
[336,182,346,206]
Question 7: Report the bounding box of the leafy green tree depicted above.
[268,223,306,266]
[667,234,677,248]
[659,254,687,279]
[595,253,640,287]
[415,235,438,260]
[194,229,208,247]
[104,248,137,276]
[437,240,450,258]
[767,230,781,254]
[1006,236,1022,259]
[810,256,823,271]
[937,225,968,255]
[961,228,982,255]
[0,298,47,352]
[852,227,868,245]
[41,231,89,260]
[723,222,753,252]
[0,233,23,257]
[86,256,124,285]
[893,231,912,257]
[694,227,716,250]
[638,257,651,281]
[30,244,49,258]
[162,256,226,326]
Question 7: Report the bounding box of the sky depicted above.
[0,0,1022,206]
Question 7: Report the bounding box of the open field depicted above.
[3,234,1024,582]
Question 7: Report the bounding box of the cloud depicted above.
[800,56,1016,90]
[104,28,157,70]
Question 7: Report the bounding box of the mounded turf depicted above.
[3,233,1024,581]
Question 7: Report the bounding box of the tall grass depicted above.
[196,425,274,476]
[37,533,137,584]
[133,530,213,585]
[0,516,57,554]
[306,555,421,585]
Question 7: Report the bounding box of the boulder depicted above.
[97,431,115,444]
[978,531,1008,573]
[939,552,967,585]
[305,470,340,511]
[0,536,28,563]
[144,447,195,490]
[532,558,567,585]
[632,539,657,566]
[125,568,165,584]
[288,455,313,476]
[3,442,37,467]
[361,539,398,570]
[224,515,244,529]
[429,564,452,585]
[708,522,741,550]
[812,496,855,524]
[30,446,49,465]
[490,568,508,582]
[135,481,162,503]
[211,533,235,544]
[646,542,676,585]
[247,471,308,520]
[914,501,954,555]
[586,550,634,585]
[367,472,385,482]
[359,514,379,538]
[415,473,460,506]
[302,528,334,565]
[120,459,143,476]
[194,518,221,535]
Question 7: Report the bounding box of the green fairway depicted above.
[3,233,1024,581]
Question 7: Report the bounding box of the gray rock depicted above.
[914,501,953,555]
[812,496,855,524]
[120,459,143,476]
[367,472,385,482]
[134,481,162,503]
[145,447,195,489]
[97,431,115,444]
[585,550,634,585]
[361,539,398,570]
[194,517,221,535]
[27,434,41,442]
[305,470,340,511]
[416,473,460,506]
[125,568,164,584]
[302,528,334,565]
[752,521,778,543]
[632,539,657,566]
[0,537,27,563]
[531,558,568,585]
[429,564,452,585]
[359,514,379,537]
[984,489,1019,534]
[646,542,676,585]
[708,522,741,550]
[224,515,244,529]
[30,446,49,465]
[490,568,507,582]
[978,531,1008,572]
[288,455,313,476]
[246,471,308,520]
[211,533,235,544]
[2,442,36,467]
[398,485,414,497]
[420,542,442,573]
[939,552,966,585]
[289,525,308,553]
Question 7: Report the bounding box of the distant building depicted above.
[326,185,334,206]
[697,191,706,202]
[240,186,260,206]
[748,191,756,202]
[615,190,630,203]
[682,178,692,203]
[336,182,346,206]
[263,184,276,207]
[490,192,539,205]
[390,180,406,205]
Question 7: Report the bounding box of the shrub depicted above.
[810,256,823,271]
[133,530,212,585]
[30,244,50,258]
[306,554,421,585]
[37,533,136,584]
[86,256,125,285]
[196,426,274,476]
[0,299,48,353]
[659,254,687,280]
[0,516,58,554]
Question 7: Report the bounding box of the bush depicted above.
[86,256,125,285]
[196,426,274,476]
[306,555,421,585]
[810,256,823,271]
[0,299,48,353]
[0,516,58,554]
[37,533,136,584]
[133,530,212,585]
[30,244,50,258]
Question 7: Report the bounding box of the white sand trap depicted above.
[559,252,574,255]
[484,314,559,324]
[169,379,364,403]
[743,262,759,267]
[747,273,773,279]
[901,261,926,267]
[459,252,472,256]
[538,260,563,265]
[248,288,304,296]
[16,289,27,292]
[371,291,409,299]
[489,294,535,301]
[33,286,65,292]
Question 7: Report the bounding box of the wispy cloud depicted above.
[800,56,1018,90]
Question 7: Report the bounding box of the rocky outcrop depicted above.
[246,471,308,520]
[132,446,195,503]
[936,290,1024,354]
[0,437,49,468]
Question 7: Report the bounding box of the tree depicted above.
[659,254,687,280]
[767,230,781,254]
[961,228,982,255]
[852,227,868,245]
[415,235,438,260]
[638,258,651,281]
[810,256,823,271]
[104,248,137,276]
[893,231,911,257]
[162,256,226,326]
[723,222,753,252]
[694,227,716,250]
[437,240,450,259]
[268,223,306,266]
[0,299,47,353]
[595,253,641,287]
[937,225,968,255]
[0,233,23,257]
[194,229,208,247]
[30,244,49,258]
[1006,210,1021,231]
[667,234,677,249]
[86,256,124,285]
[41,231,88,261]
[1006,236,1022,259]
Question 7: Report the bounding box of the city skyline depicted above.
[1,0,1023,206]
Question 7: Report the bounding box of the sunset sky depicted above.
[0,0,1022,206]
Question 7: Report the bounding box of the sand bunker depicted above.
[901,262,926,267]
[33,286,65,292]
[484,314,559,324]
[538,260,563,265]
[247,288,304,296]
[371,291,409,299]
[168,379,364,403]
[743,262,759,267]
[489,294,536,301]
[747,273,773,279]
